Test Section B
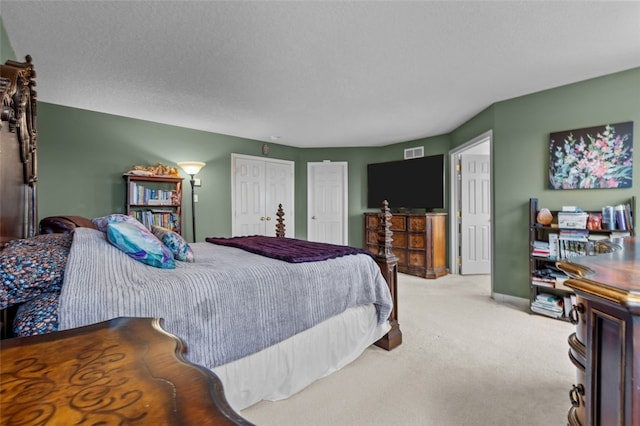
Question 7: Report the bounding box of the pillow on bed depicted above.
[151,225,194,262]
[39,215,98,234]
[0,234,72,310]
[13,292,59,336]
[106,222,175,269]
[92,213,147,233]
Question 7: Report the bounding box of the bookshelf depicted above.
[528,197,635,321]
[124,174,184,235]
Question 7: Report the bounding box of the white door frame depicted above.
[448,130,493,283]
[307,161,348,244]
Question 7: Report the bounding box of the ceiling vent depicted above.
[404,146,424,160]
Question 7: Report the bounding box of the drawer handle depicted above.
[569,384,585,407]
[568,303,585,325]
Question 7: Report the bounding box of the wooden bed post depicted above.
[275,203,285,237]
[373,200,402,350]
[1,55,38,242]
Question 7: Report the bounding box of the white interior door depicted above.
[460,154,491,274]
[232,154,295,237]
[307,161,348,245]
[265,161,295,235]
[233,156,267,236]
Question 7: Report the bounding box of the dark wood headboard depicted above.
[0,56,38,242]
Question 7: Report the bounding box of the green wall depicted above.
[38,103,302,241]
[299,134,450,245]
[452,68,640,298]
[1,18,17,62]
[37,103,445,244]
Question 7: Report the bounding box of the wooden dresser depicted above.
[0,317,252,425]
[364,212,447,278]
[559,237,640,426]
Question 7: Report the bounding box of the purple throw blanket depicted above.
[205,235,372,263]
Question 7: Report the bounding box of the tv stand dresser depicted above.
[558,237,640,426]
[364,212,447,279]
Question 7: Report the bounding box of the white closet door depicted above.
[265,161,295,236]
[232,154,294,237]
[233,156,267,236]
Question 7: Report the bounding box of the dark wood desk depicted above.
[0,317,252,425]
[559,237,640,426]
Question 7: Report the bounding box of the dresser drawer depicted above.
[365,214,406,232]
[569,366,586,426]
[408,233,425,249]
[366,230,378,245]
[408,216,426,232]
[392,232,407,248]
[367,229,406,248]
[394,249,407,266]
[390,215,406,231]
[408,250,425,267]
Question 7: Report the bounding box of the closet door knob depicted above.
[266,217,271,221]
[260,216,265,221]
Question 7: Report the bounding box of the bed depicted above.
[0,56,402,413]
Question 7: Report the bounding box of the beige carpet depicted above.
[240,273,575,426]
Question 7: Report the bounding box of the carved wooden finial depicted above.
[275,203,286,237]
[377,200,395,259]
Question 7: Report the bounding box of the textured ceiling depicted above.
[3,1,640,148]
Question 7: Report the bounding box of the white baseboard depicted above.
[492,292,529,312]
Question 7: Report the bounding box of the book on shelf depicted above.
[558,231,589,258]
[614,204,632,231]
[531,265,570,290]
[548,233,559,258]
[531,293,564,318]
[531,277,555,288]
[531,240,550,257]
[558,229,589,240]
[610,231,631,238]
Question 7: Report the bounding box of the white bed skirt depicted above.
[213,304,390,411]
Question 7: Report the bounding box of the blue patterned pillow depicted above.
[106,222,175,269]
[13,292,59,336]
[151,225,195,262]
[92,213,147,233]
[0,233,72,310]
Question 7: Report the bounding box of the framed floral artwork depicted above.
[549,121,633,189]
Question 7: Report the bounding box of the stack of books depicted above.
[531,293,564,319]
[531,266,570,289]
[558,229,589,258]
[531,240,550,257]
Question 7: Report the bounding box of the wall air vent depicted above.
[404,146,424,160]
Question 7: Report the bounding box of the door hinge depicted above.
[457,256,462,265]
[456,163,461,172]
[456,211,462,218]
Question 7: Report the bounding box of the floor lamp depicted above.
[177,161,206,242]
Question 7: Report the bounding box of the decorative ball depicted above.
[536,208,553,225]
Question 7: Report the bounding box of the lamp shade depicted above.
[177,161,206,176]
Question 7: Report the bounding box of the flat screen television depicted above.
[367,154,444,210]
